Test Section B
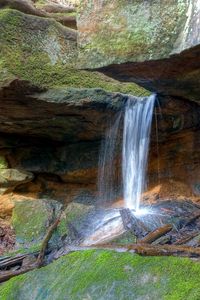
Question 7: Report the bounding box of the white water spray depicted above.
[122,94,155,211]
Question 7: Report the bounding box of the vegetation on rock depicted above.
[1,250,200,300]
[0,8,148,96]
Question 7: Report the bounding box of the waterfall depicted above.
[98,94,155,210]
[98,113,122,204]
[122,94,155,211]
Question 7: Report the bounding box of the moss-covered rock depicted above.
[1,250,200,299]
[78,1,196,68]
[57,202,95,240]
[11,199,62,246]
[0,8,148,96]
[0,8,77,85]
[0,169,33,187]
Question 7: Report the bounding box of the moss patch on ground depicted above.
[1,250,200,299]
[0,8,149,96]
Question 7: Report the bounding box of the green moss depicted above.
[1,250,200,299]
[0,8,149,96]
[57,203,94,237]
[11,200,53,244]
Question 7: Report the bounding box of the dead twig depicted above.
[36,210,63,267]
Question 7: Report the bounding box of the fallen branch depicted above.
[0,254,30,270]
[36,210,63,267]
[139,224,172,244]
[0,263,37,283]
[174,232,199,245]
[93,243,200,258]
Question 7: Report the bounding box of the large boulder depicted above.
[78,0,200,102]
[1,250,200,299]
[11,199,62,247]
[0,8,145,93]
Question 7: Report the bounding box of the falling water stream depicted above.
[98,113,122,204]
[123,94,155,211]
[98,94,155,211]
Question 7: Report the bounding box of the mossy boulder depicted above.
[0,8,147,96]
[78,1,197,68]
[57,202,95,242]
[0,8,77,86]
[11,199,62,247]
[1,250,200,299]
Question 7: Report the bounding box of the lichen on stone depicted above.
[78,0,190,68]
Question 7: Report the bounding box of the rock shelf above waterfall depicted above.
[78,0,200,103]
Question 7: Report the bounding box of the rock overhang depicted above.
[77,0,200,103]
